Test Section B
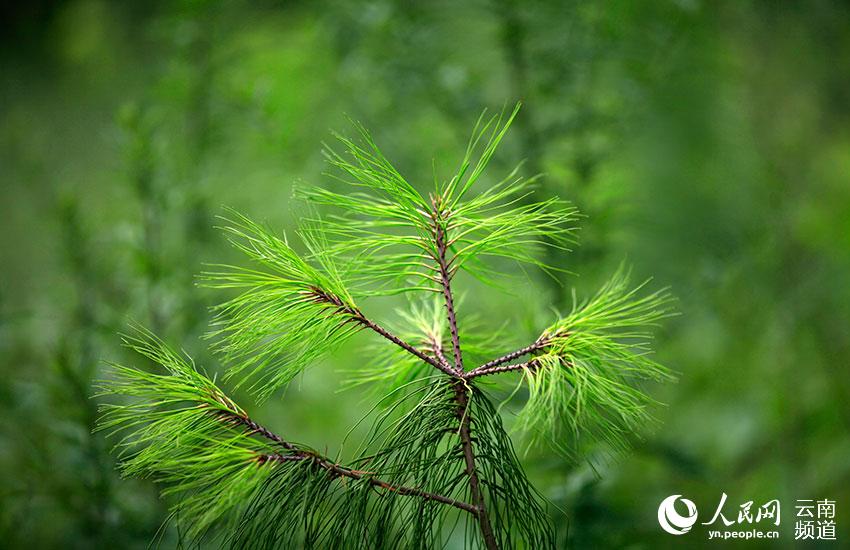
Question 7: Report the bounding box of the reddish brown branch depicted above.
[466,359,540,379]
[467,338,547,377]
[222,411,299,452]
[304,285,458,378]
[356,313,458,377]
[430,198,464,373]
[219,409,477,514]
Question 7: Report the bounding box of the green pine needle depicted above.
[96,329,286,542]
[201,209,362,400]
[298,103,579,295]
[516,265,677,459]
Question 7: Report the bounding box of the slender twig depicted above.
[220,410,298,452]
[466,338,548,378]
[305,286,458,378]
[219,410,477,514]
[430,195,499,550]
[356,312,458,378]
[466,359,540,379]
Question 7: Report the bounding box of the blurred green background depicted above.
[2,1,849,548]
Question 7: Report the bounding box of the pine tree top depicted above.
[98,104,674,549]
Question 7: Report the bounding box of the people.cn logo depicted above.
[658,495,699,535]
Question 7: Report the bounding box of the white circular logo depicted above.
[658,495,698,535]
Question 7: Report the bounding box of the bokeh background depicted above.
[2,1,849,548]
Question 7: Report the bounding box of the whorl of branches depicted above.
[98,104,674,549]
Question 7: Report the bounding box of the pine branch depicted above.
[203,212,458,398]
[201,211,364,400]
[340,298,456,398]
[348,378,554,548]
[301,105,578,294]
[102,105,673,549]
[465,337,549,378]
[353,311,453,377]
[466,358,541,379]
[515,266,676,458]
[307,284,459,378]
[215,409,298,451]
[99,331,480,546]
[219,409,477,514]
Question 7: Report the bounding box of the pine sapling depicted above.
[98,105,674,549]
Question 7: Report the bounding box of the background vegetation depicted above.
[1,0,848,547]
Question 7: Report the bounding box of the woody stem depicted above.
[430,196,499,550]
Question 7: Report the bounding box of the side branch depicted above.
[356,313,458,377]
[304,286,457,377]
[466,359,540,379]
[466,339,547,377]
[218,409,477,514]
[223,411,299,452]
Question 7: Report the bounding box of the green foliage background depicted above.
[1,0,849,547]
